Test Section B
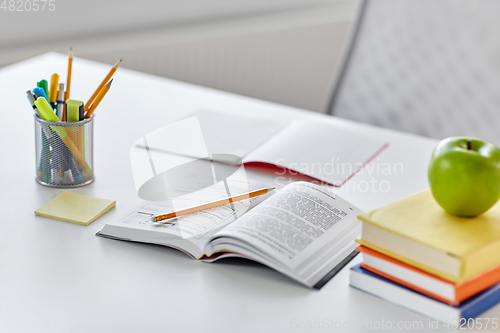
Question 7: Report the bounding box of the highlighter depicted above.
[33,87,49,104]
[49,74,59,105]
[37,80,49,97]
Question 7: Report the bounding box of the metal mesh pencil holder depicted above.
[34,115,95,187]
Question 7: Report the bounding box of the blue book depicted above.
[350,265,500,323]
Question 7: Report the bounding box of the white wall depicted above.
[0,0,357,112]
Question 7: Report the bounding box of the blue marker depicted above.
[33,87,50,105]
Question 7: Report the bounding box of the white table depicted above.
[1,53,495,332]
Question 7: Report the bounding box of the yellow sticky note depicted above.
[35,191,116,225]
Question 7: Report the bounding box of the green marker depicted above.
[37,80,49,98]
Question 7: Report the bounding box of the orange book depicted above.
[357,246,500,305]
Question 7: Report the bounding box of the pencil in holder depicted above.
[34,115,94,187]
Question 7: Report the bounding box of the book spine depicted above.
[461,285,500,320]
[360,263,455,305]
[456,263,500,303]
[357,239,460,282]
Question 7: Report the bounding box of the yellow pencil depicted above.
[63,47,73,121]
[151,187,275,223]
[85,59,121,112]
[84,79,113,118]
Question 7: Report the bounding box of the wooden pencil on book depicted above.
[152,187,275,223]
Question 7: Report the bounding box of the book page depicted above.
[190,110,289,161]
[243,120,387,186]
[212,182,362,270]
[98,176,271,258]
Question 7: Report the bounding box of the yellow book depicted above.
[358,189,500,283]
[35,191,116,225]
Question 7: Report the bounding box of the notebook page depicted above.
[243,120,387,186]
[193,110,289,161]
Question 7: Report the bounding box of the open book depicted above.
[133,110,388,187]
[97,181,363,289]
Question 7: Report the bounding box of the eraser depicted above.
[66,99,84,122]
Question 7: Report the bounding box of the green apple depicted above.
[428,137,500,217]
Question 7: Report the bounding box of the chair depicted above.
[326,0,500,145]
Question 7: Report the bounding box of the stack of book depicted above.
[350,189,500,322]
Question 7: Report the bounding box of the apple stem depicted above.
[467,140,471,150]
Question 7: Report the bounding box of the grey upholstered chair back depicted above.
[327,0,500,145]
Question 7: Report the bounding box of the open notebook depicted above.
[97,181,363,289]
[136,110,388,187]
